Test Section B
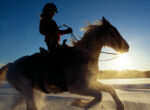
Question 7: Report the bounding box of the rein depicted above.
[59,24,79,41]
[100,51,119,61]
[59,24,119,61]
[101,51,118,55]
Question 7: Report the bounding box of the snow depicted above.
[0,79,150,110]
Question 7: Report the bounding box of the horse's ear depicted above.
[102,16,106,21]
[102,16,109,25]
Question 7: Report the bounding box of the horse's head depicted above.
[76,17,129,54]
[101,17,129,53]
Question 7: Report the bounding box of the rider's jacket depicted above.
[40,16,60,45]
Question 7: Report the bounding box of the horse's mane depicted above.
[81,20,103,33]
[72,20,103,46]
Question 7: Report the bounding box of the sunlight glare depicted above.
[113,53,131,70]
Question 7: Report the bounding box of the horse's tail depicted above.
[0,63,11,80]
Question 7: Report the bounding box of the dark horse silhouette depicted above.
[23,45,85,93]
[0,17,129,110]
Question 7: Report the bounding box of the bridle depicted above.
[99,25,119,61]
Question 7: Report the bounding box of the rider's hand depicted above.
[66,27,73,33]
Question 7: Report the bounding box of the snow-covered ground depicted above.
[0,78,150,110]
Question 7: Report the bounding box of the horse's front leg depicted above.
[97,81,124,110]
[69,85,102,110]
[11,94,24,110]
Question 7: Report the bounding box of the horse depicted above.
[0,17,129,110]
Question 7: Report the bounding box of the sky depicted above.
[0,0,150,71]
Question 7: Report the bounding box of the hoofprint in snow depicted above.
[0,79,150,110]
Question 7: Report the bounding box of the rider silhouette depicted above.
[39,3,72,52]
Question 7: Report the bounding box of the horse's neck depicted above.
[75,41,102,80]
[75,35,103,60]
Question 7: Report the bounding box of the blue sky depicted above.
[0,0,150,71]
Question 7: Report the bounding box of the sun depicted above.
[112,53,131,71]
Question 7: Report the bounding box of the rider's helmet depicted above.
[42,3,58,14]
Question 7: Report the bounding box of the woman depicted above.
[39,3,72,52]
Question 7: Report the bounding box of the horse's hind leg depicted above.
[97,82,124,110]
[70,86,102,110]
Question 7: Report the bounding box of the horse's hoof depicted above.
[71,99,82,106]
[117,103,124,110]
[71,99,88,108]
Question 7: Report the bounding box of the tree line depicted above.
[99,70,150,79]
